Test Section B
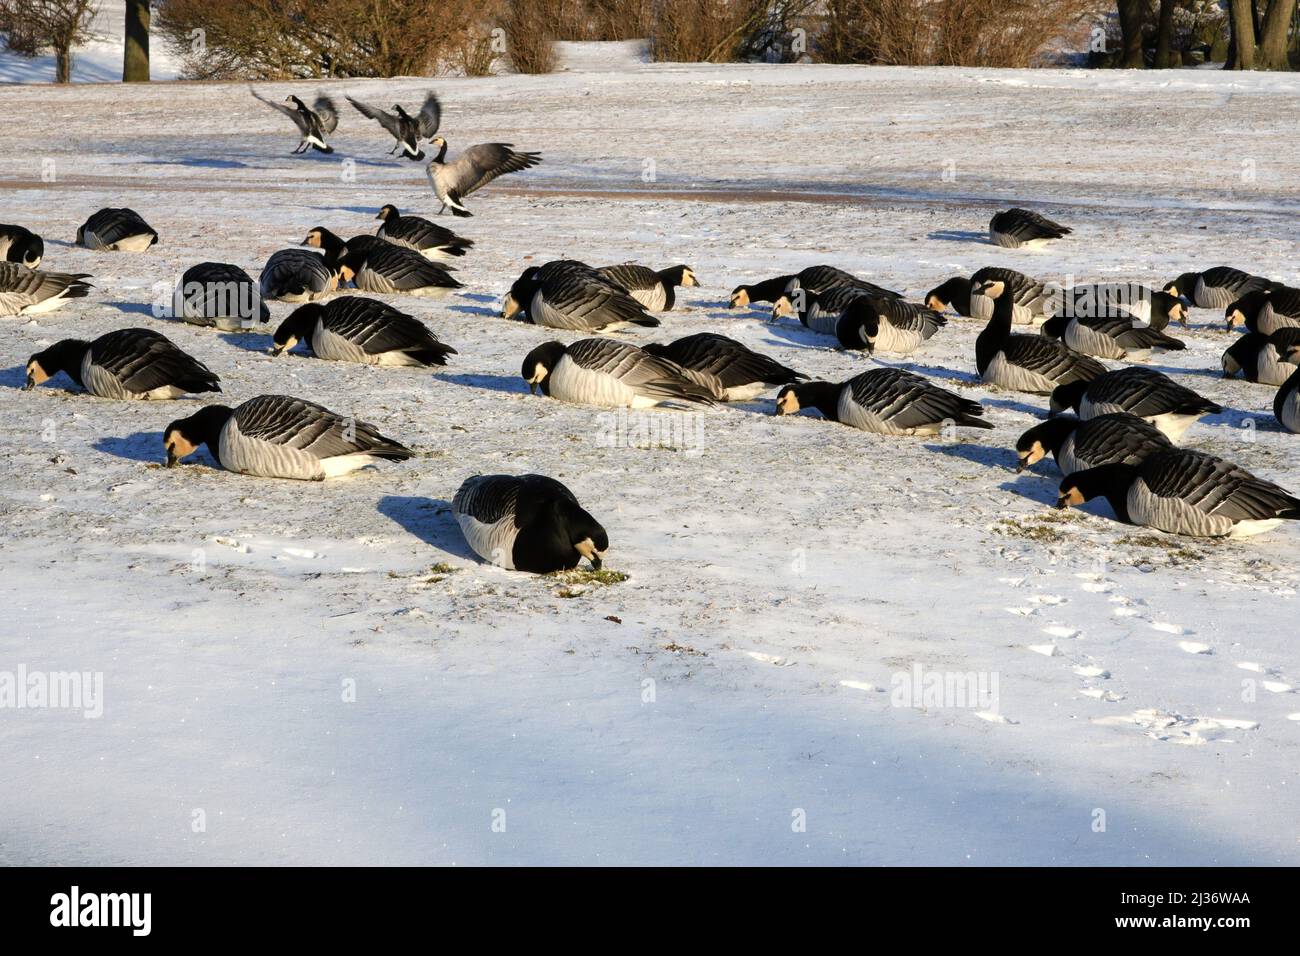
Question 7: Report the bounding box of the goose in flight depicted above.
[426,138,541,216]
[347,92,441,159]
[251,89,339,154]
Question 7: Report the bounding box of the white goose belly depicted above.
[218,419,326,480]
[982,351,1058,394]
[548,356,648,408]
[628,285,667,312]
[1127,480,1237,537]
[1064,322,1125,360]
[1255,346,1296,386]
[873,320,925,355]
[80,355,186,400]
[455,514,519,569]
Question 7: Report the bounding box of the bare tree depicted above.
[1227,0,1296,69]
[1152,0,1176,67]
[0,0,98,82]
[123,0,149,80]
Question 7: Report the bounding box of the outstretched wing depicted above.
[414,92,442,139]
[449,143,542,196]
[313,94,339,133]
[346,96,402,138]
[250,87,307,134]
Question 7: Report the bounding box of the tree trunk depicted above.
[123,0,151,82]
[1153,0,1176,68]
[1227,0,1257,69]
[1256,0,1298,70]
[55,45,72,84]
[1117,0,1145,68]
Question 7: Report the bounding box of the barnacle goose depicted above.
[504,260,659,331]
[989,208,1071,248]
[0,262,91,316]
[522,339,714,409]
[973,279,1105,394]
[1225,287,1300,335]
[1221,329,1300,386]
[251,89,339,154]
[75,208,157,251]
[272,298,456,367]
[1049,367,1222,442]
[834,295,946,355]
[1056,448,1300,538]
[926,267,1049,325]
[164,395,411,479]
[174,262,269,329]
[0,223,43,267]
[452,474,608,573]
[1015,413,1171,475]
[1048,284,1188,331]
[259,248,341,303]
[25,328,220,399]
[426,138,541,217]
[729,265,900,309]
[347,92,440,160]
[1164,266,1275,311]
[1038,312,1186,361]
[775,367,992,435]
[374,205,473,260]
[641,333,803,401]
[597,263,698,312]
[770,284,876,335]
[302,227,461,296]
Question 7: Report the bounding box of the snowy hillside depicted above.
[0,3,180,84]
[1,60,1299,865]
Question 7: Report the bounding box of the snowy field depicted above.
[3,49,1300,865]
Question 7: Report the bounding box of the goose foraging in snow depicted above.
[251,89,339,154]
[973,278,1105,394]
[1056,448,1300,538]
[1225,287,1300,335]
[75,207,157,251]
[504,260,659,330]
[522,339,714,409]
[301,227,461,295]
[989,208,1071,249]
[374,205,473,260]
[1049,367,1222,442]
[0,224,43,267]
[1015,413,1171,476]
[1221,329,1300,385]
[25,328,220,399]
[1038,312,1186,361]
[729,265,900,309]
[1048,284,1188,331]
[926,267,1049,325]
[346,92,440,159]
[775,368,992,435]
[641,333,803,401]
[1164,266,1275,310]
[259,248,342,303]
[771,284,878,335]
[174,262,269,329]
[426,138,541,217]
[834,295,946,355]
[452,474,609,573]
[597,263,698,311]
[272,298,456,367]
[164,395,411,479]
[0,262,92,317]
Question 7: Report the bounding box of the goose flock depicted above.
[9,87,1300,575]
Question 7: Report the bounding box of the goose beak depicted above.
[528,382,538,395]
[1015,459,1029,474]
[23,373,34,391]
[270,346,284,357]
[165,450,179,468]
[1054,496,1068,510]
[589,554,603,570]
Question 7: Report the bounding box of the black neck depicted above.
[796,381,844,421]
[432,141,448,163]
[974,295,1014,374]
[40,339,90,386]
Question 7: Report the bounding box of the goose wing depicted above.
[878,297,947,335]
[346,96,402,138]
[1072,414,1171,467]
[84,208,155,246]
[446,143,542,197]
[536,261,656,329]
[383,215,463,249]
[847,368,984,430]
[413,92,441,138]
[597,263,658,293]
[1093,368,1219,415]
[362,245,461,288]
[235,395,409,459]
[92,328,220,393]
[566,339,714,403]
[992,208,1071,242]
[324,298,454,356]
[1003,334,1104,382]
[250,88,308,134]
[1142,449,1300,522]
[644,333,801,387]
[454,474,575,526]
[312,95,339,133]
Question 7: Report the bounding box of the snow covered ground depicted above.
[0,5,181,84]
[2,52,1300,865]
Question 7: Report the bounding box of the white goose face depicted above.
[1226,309,1245,328]
[775,389,800,415]
[526,363,548,393]
[729,288,749,308]
[271,335,298,357]
[163,429,199,467]
[24,359,49,390]
[973,280,1005,300]
[574,538,606,569]
[23,253,40,268]
[926,294,945,311]
[1017,441,1045,472]
[681,268,699,287]
[1056,486,1086,510]
[1169,303,1188,325]
[771,296,795,320]
[502,294,522,319]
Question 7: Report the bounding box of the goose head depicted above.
[521,341,566,394]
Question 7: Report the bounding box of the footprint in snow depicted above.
[1093,708,1258,745]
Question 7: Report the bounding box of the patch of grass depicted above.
[993,517,1065,543]
[429,562,457,575]
[1117,534,1205,563]
[549,567,630,586]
